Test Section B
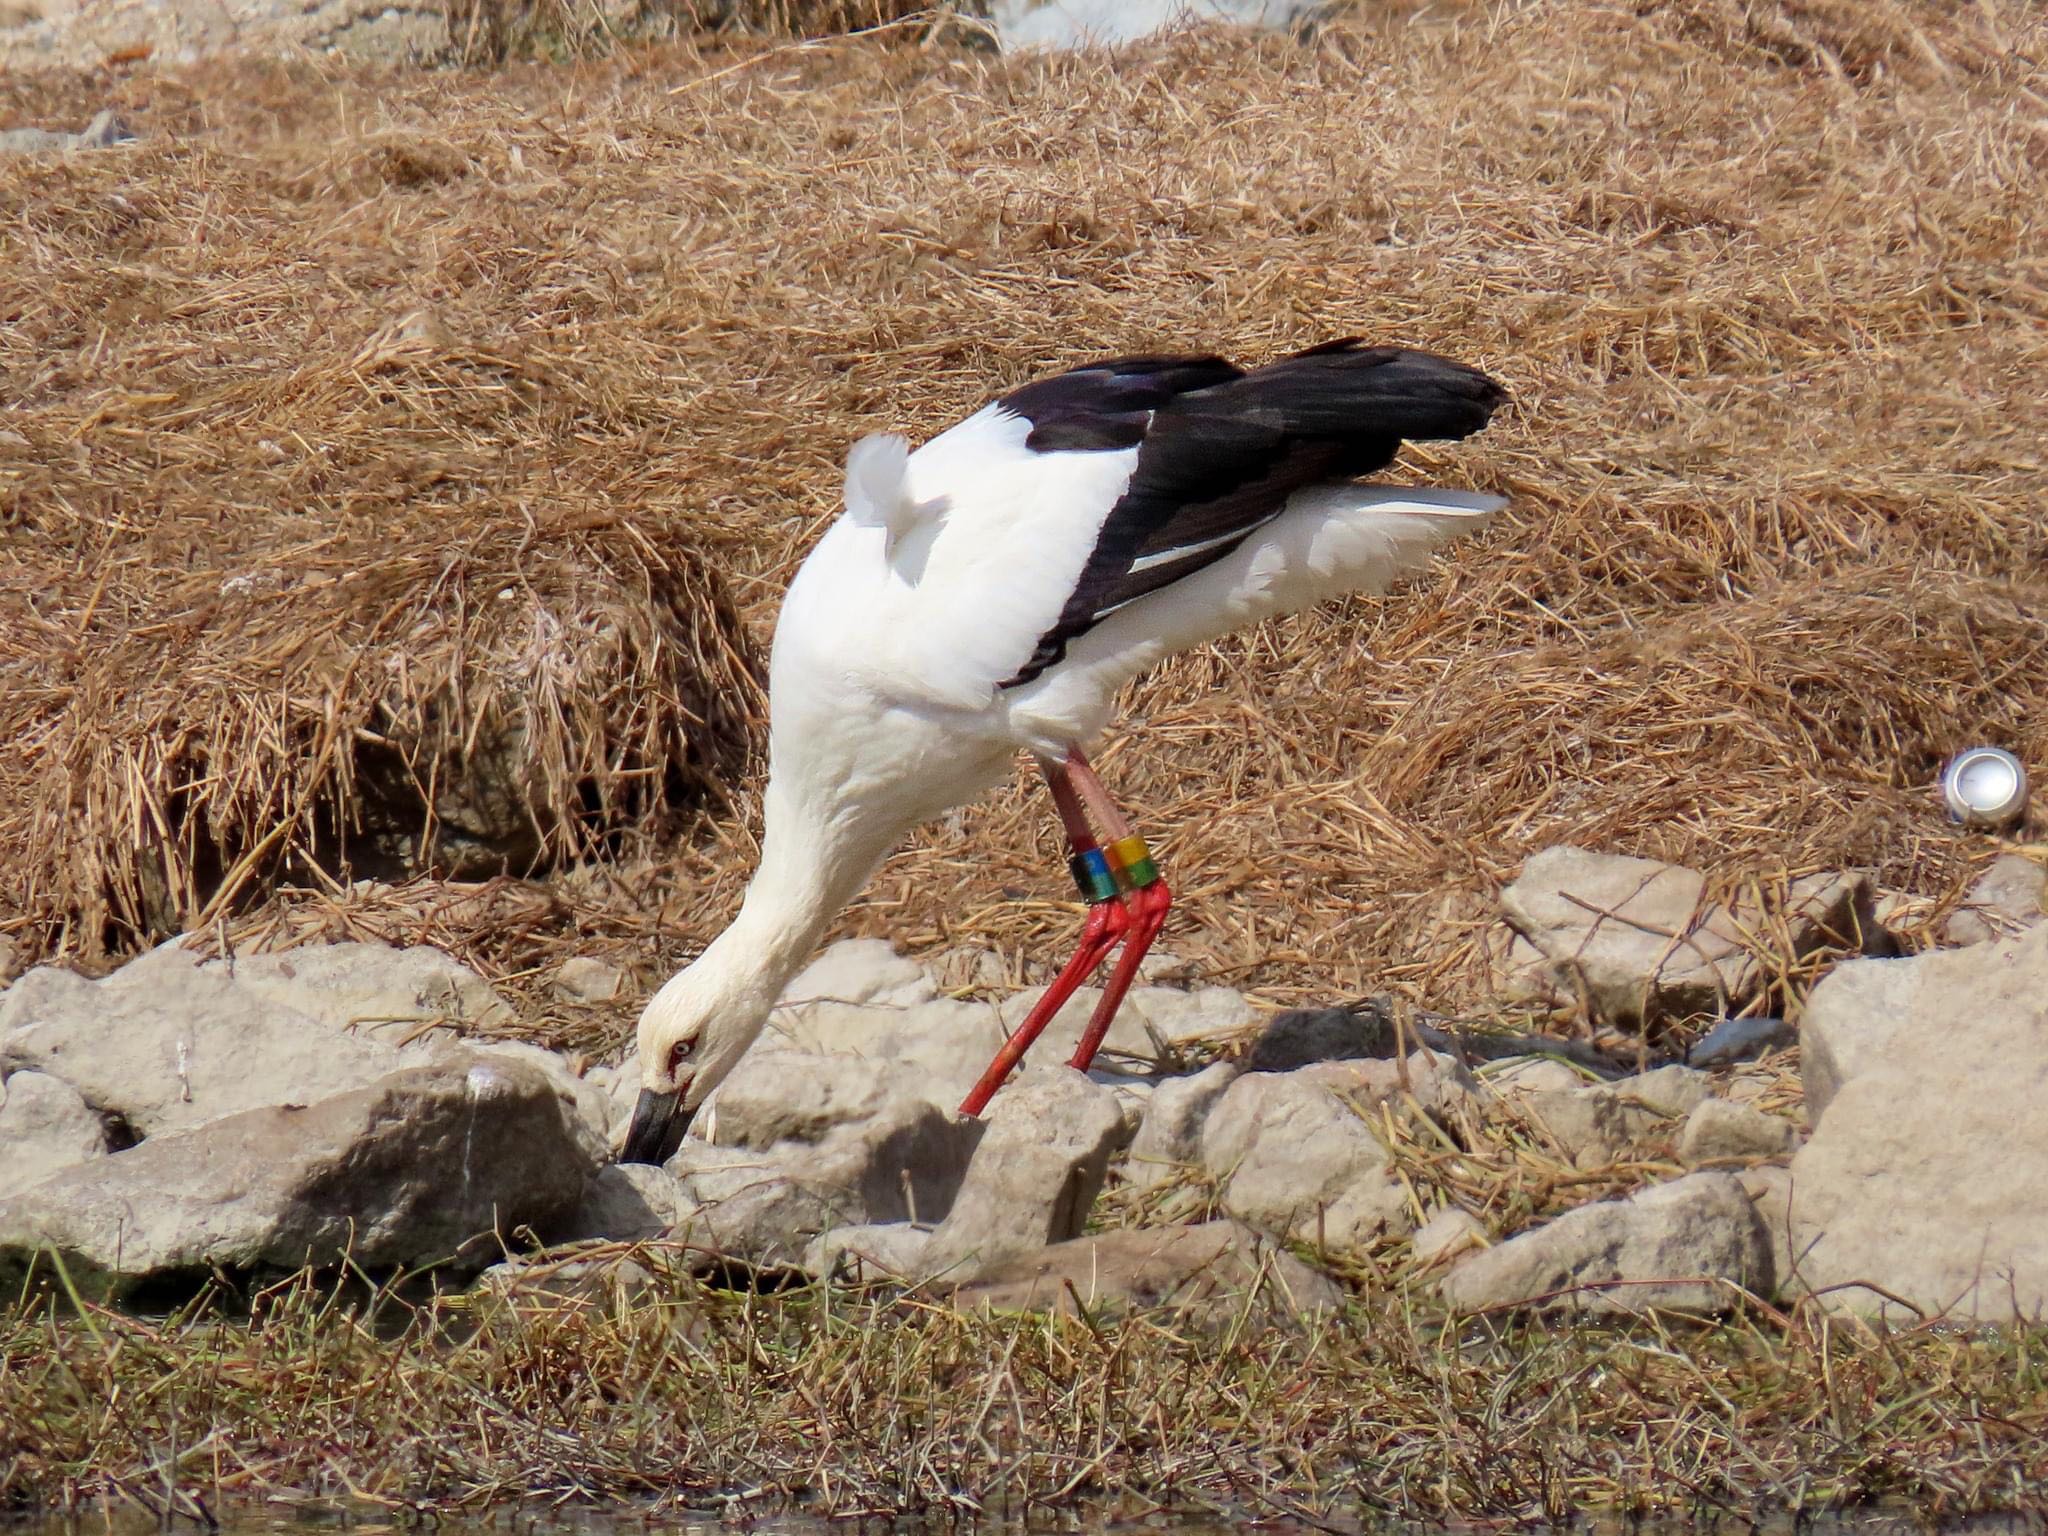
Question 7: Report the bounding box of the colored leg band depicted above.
[1069,848,1120,904]
[1106,835,1160,889]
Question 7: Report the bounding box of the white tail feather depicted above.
[843,433,918,537]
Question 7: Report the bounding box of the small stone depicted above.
[476,1254,661,1307]
[1200,1054,1473,1252]
[1499,848,1869,1029]
[1678,1098,1795,1166]
[554,956,626,1004]
[559,1162,690,1243]
[1519,1065,1711,1167]
[804,1222,939,1283]
[1412,1206,1486,1268]
[1480,1055,1587,1101]
[1124,1061,1237,1187]
[925,1069,1130,1269]
[949,1221,1342,1324]
[0,1070,110,1197]
[1942,854,2046,947]
[1441,1171,1772,1316]
[1687,1015,1796,1068]
[0,109,131,155]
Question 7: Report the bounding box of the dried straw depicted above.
[1,0,2042,1022]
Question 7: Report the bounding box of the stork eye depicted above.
[665,1039,695,1077]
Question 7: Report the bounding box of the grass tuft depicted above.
[2,1264,2043,1518]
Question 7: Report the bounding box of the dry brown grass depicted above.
[2,1,2043,1030]
[6,1254,2046,1519]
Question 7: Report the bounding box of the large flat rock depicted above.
[1789,924,2048,1320]
[0,1059,597,1301]
[696,938,1258,1119]
[0,941,510,1138]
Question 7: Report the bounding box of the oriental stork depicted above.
[621,338,1508,1164]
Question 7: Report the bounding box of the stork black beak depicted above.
[619,1087,693,1166]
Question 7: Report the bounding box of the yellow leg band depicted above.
[1106,834,1160,889]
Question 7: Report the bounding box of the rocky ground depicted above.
[0,0,1319,79]
[5,843,2042,1326]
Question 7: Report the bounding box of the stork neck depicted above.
[695,776,888,1017]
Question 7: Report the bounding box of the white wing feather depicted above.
[783,407,1138,714]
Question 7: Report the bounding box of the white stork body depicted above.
[621,340,1508,1162]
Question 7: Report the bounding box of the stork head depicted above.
[617,952,776,1165]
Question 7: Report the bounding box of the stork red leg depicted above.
[1068,876,1172,1073]
[958,750,1130,1117]
[958,747,1173,1114]
[958,896,1126,1116]
[1061,749,1172,1072]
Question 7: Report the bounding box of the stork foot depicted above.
[1068,876,1173,1074]
[958,897,1127,1117]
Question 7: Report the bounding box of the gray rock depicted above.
[1479,1055,1588,1101]
[1867,889,1924,956]
[925,1069,1130,1268]
[0,109,130,155]
[1678,1098,1795,1167]
[0,940,509,1138]
[1517,1065,1710,1167]
[1201,1053,1473,1251]
[1125,1061,1238,1187]
[1499,847,1869,1028]
[990,0,1320,52]
[1739,1165,1796,1300]
[0,1059,597,1301]
[800,1069,1130,1283]
[663,1053,983,1269]
[1242,1003,1386,1072]
[1441,1172,1772,1316]
[476,1254,662,1308]
[804,1222,942,1283]
[781,938,936,1015]
[470,1040,611,1158]
[1942,854,2045,947]
[553,956,627,1004]
[750,938,1253,1109]
[1687,1014,1796,1068]
[0,1070,109,1196]
[994,979,1254,1065]
[1788,923,2048,1320]
[1411,1206,1486,1268]
[949,1220,1342,1324]
[560,1162,691,1244]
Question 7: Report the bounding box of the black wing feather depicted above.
[995,339,1506,688]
